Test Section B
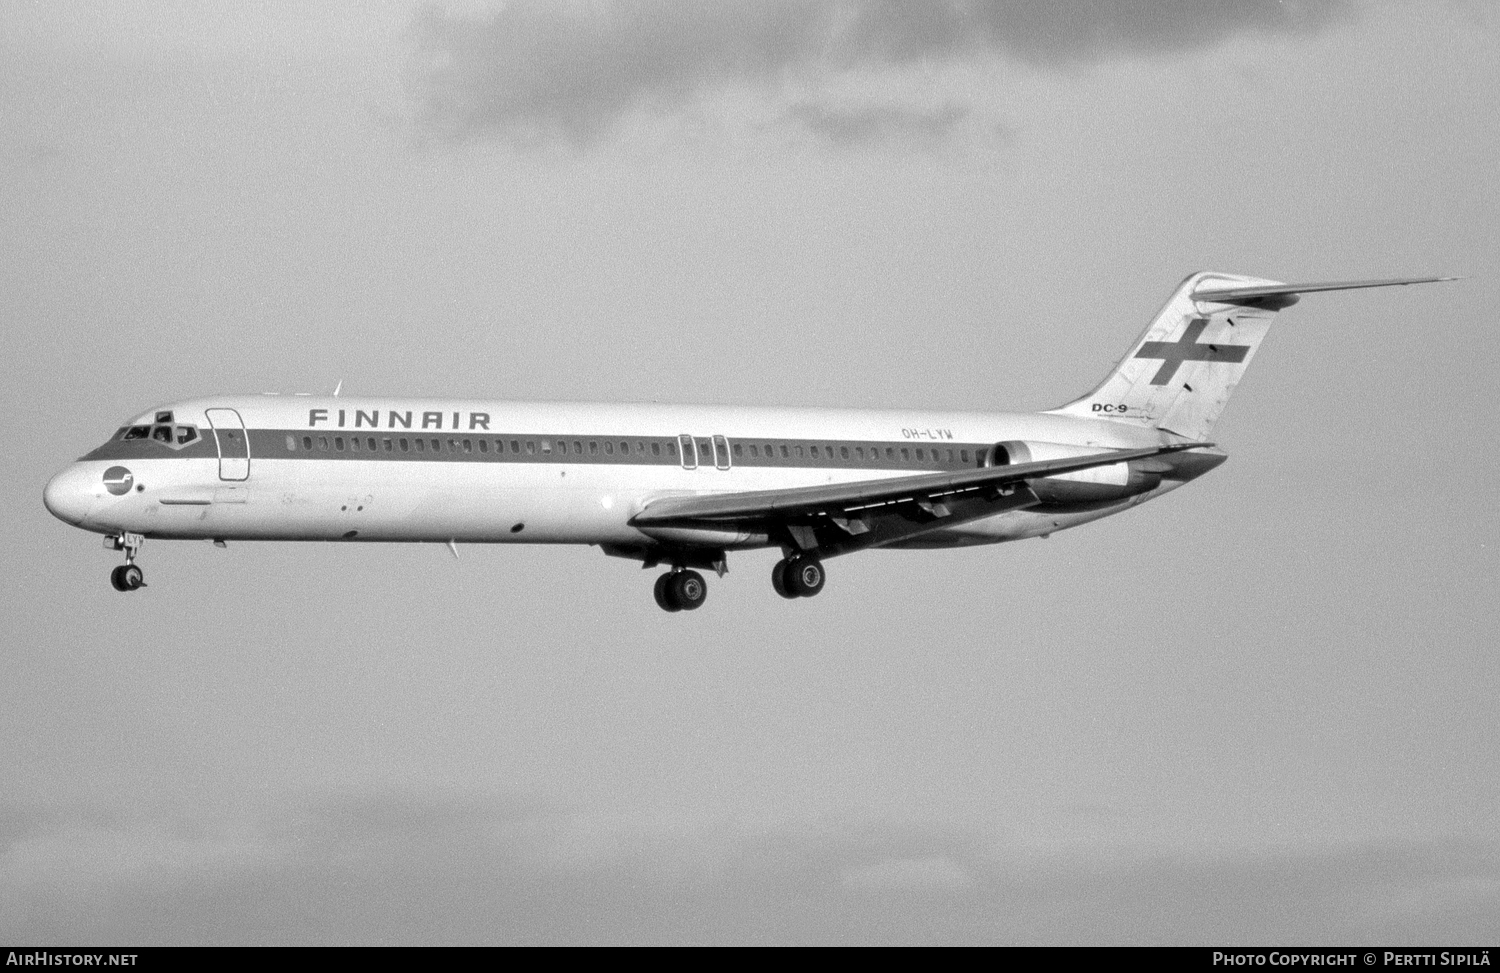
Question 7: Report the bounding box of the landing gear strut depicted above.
[773,556,825,599]
[653,569,707,612]
[106,532,146,592]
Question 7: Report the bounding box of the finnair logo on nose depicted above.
[103,466,134,495]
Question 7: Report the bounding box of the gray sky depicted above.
[3,0,1497,945]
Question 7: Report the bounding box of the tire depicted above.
[654,573,682,612]
[787,558,825,598]
[672,570,707,611]
[771,559,797,599]
[121,564,145,590]
[110,565,129,592]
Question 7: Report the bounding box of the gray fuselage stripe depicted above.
[82,428,994,473]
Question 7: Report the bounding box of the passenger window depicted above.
[399,438,409,452]
[855,446,864,460]
[915,448,924,461]
[589,441,598,455]
[431,439,440,452]
[527,441,537,455]
[886,447,895,460]
[286,435,297,452]
[748,444,757,458]
[573,441,582,454]
[780,445,789,458]
[961,449,970,463]
[841,446,850,460]
[900,448,909,461]
[463,439,472,453]
[651,442,661,456]
[810,445,819,459]
[384,438,393,452]
[335,437,345,451]
[794,445,803,458]
[621,441,630,454]
[604,441,613,455]
[303,436,313,451]
[733,443,742,458]
[318,436,329,451]
[512,440,521,453]
[479,440,487,453]
[448,439,457,452]
[415,439,425,452]
[350,437,361,451]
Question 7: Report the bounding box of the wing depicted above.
[630,442,1210,556]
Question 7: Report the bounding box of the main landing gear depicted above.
[654,569,708,612]
[646,556,825,611]
[106,532,146,592]
[772,556,825,600]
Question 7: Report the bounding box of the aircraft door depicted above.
[712,435,731,470]
[678,434,697,470]
[206,408,250,481]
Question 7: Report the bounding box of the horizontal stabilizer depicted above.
[1052,271,1459,440]
[1191,276,1458,306]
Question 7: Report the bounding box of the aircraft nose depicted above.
[43,465,98,526]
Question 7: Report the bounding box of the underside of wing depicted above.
[629,442,1210,557]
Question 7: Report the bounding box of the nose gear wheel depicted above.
[110,564,145,592]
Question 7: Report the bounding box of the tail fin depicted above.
[1049,271,1455,441]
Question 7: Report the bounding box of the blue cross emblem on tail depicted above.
[1134,318,1251,385]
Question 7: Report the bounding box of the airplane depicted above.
[43,272,1452,611]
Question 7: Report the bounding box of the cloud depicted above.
[407,0,1354,146]
[3,793,1498,944]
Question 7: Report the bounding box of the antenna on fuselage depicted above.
[333,379,343,397]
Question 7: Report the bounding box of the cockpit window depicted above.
[156,411,174,423]
[119,420,201,450]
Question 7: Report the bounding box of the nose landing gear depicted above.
[110,564,145,592]
[106,532,146,592]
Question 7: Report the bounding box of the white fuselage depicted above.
[44,395,1206,555]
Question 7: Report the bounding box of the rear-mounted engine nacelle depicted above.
[985,440,1162,505]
